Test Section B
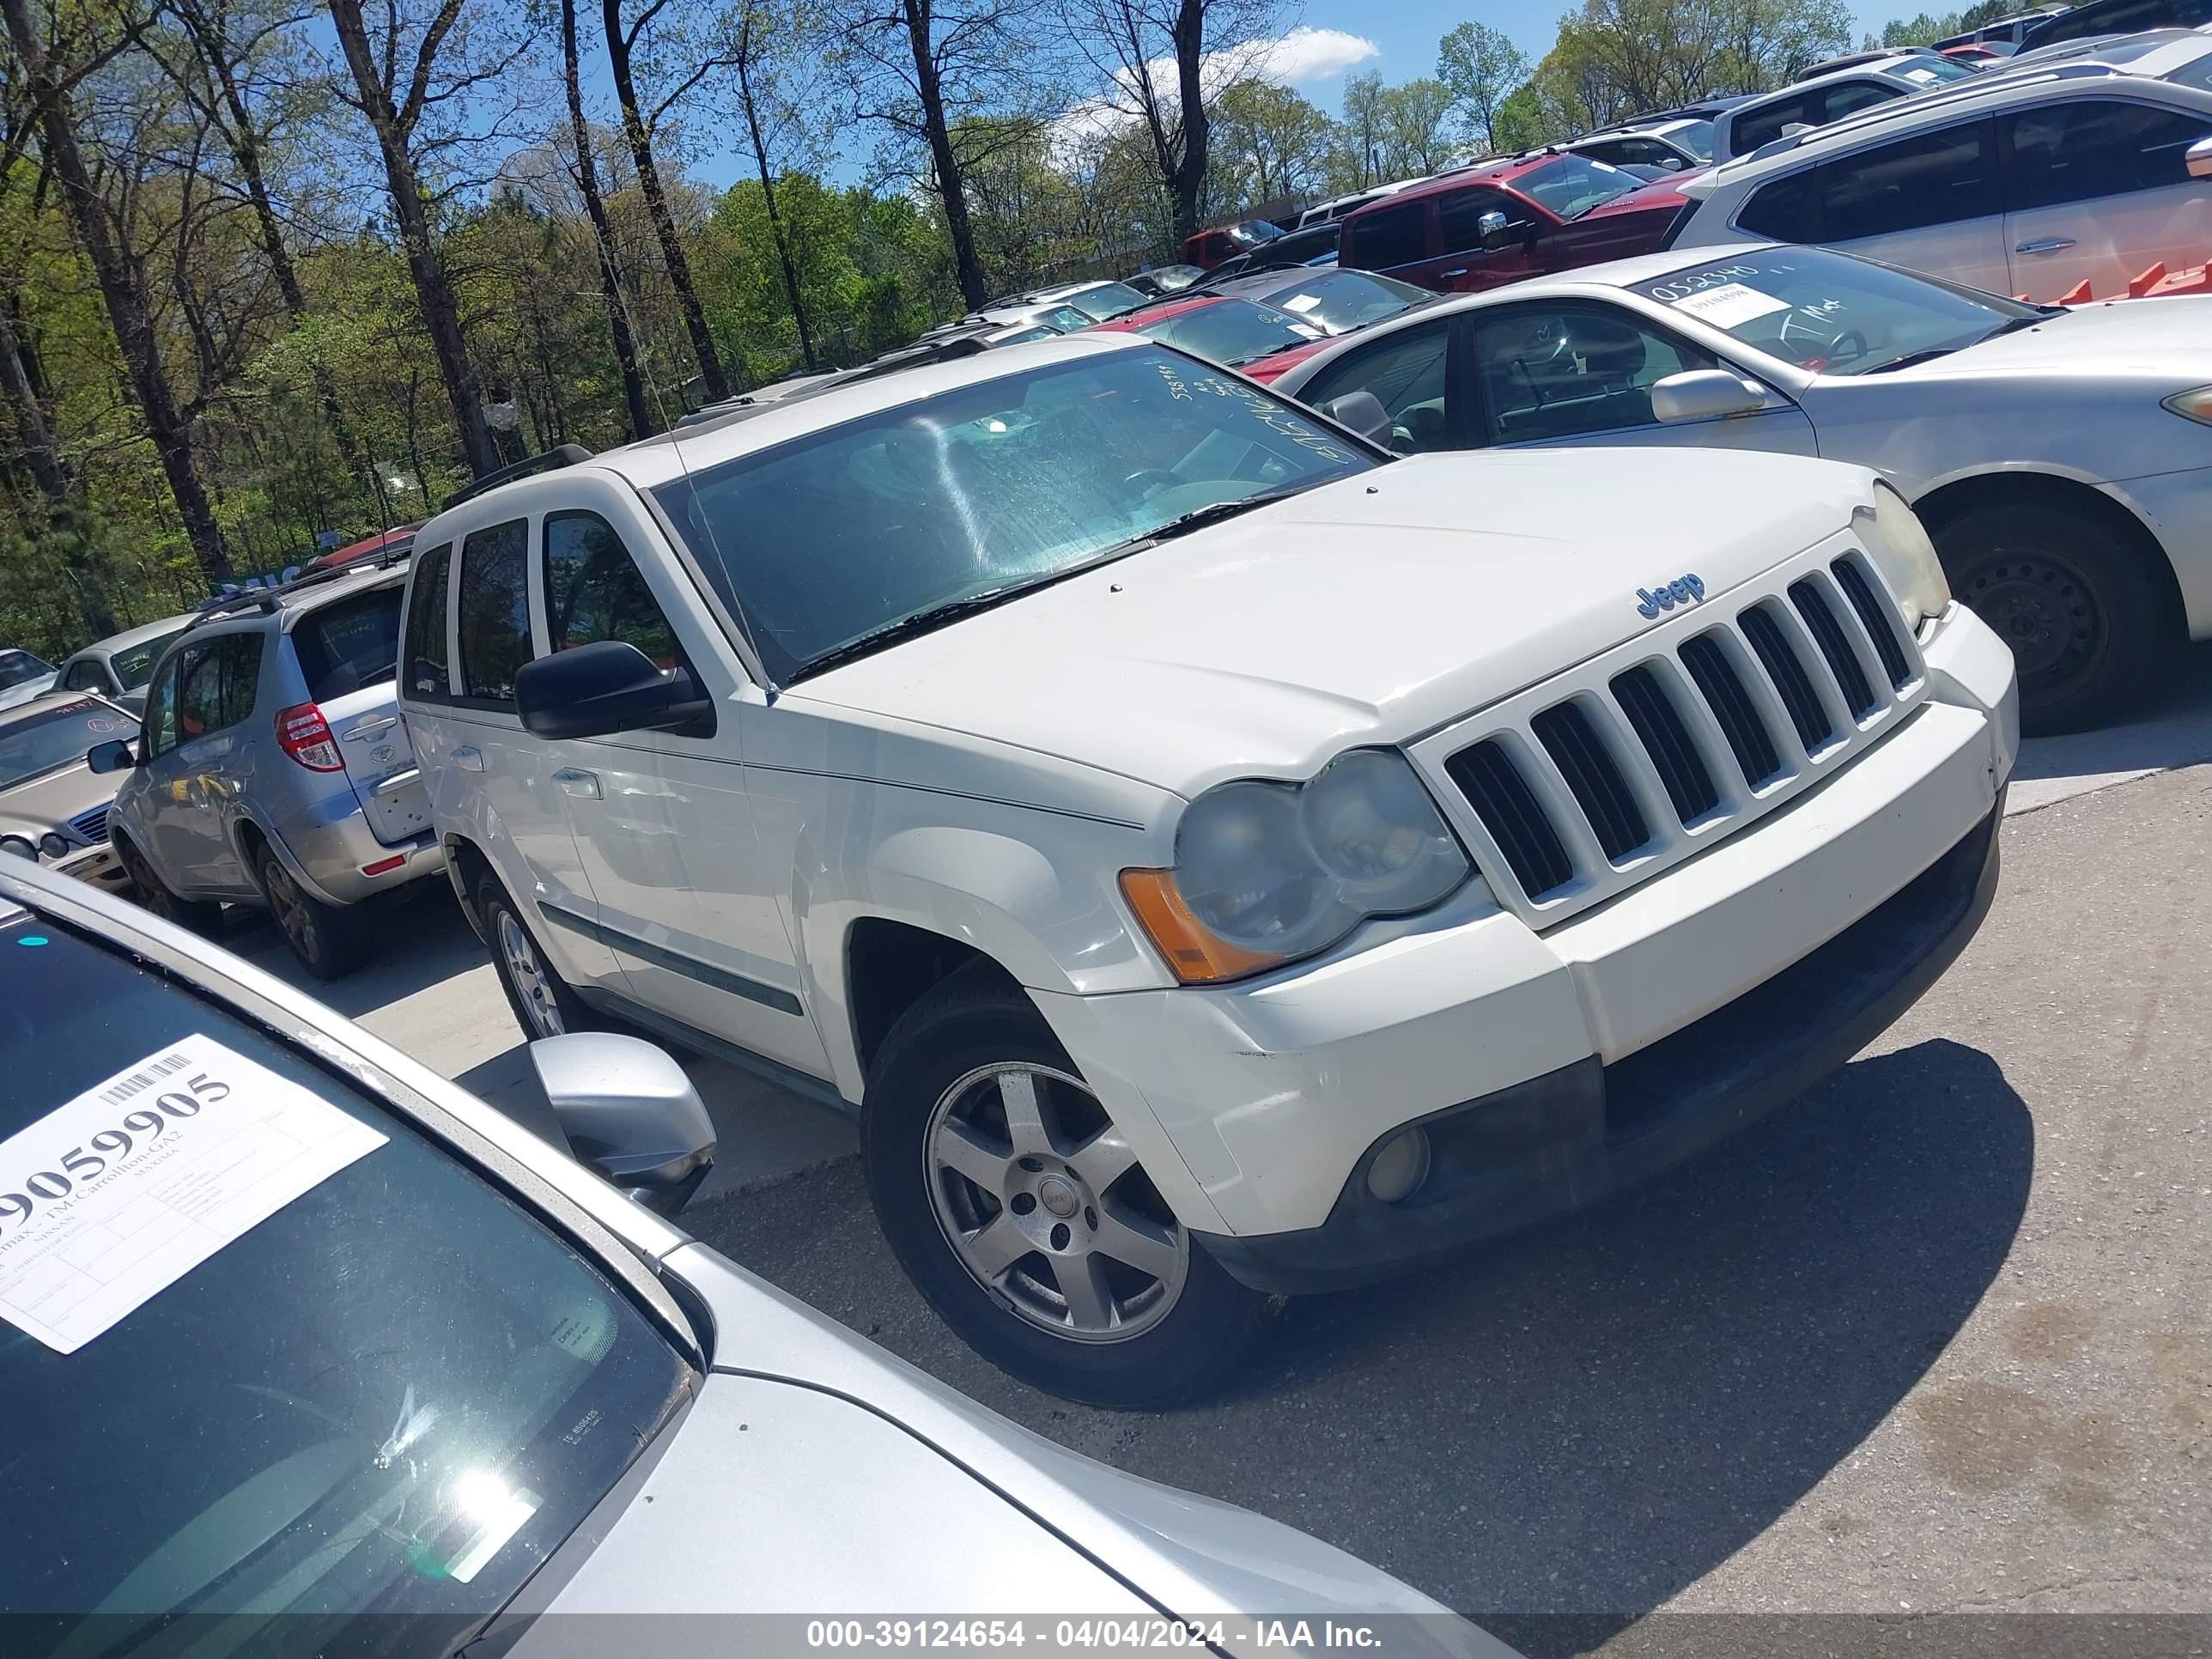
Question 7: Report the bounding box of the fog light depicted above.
[1365,1126,1431,1204]
[0,835,35,860]
[38,832,70,860]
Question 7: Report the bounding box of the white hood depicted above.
[793,447,1872,795]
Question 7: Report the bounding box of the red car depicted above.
[305,524,417,574]
[1181,218,1284,271]
[1085,295,1336,383]
[1337,151,1698,295]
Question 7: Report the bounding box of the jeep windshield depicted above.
[652,345,1376,682]
[0,910,694,1650]
[1633,246,2044,375]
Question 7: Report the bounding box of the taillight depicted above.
[275,702,344,771]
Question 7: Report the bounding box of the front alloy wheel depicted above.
[925,1063,1189,1343]
[862,964,1274,1407]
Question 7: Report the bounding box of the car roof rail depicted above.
[1723,60,2118,173]
[441,442,593,511]
[185,538,416,630]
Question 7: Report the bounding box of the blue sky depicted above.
[1254,2,1905,114]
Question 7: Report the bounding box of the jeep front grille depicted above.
[1437,552,1926,910]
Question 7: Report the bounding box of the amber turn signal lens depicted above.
[1118,868,1283,985]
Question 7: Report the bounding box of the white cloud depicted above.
[1247,27,1381,87]
[1050,26,1381,155]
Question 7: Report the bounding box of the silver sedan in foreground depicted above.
[0,856,1507,1658]
[1274,242,2212,735]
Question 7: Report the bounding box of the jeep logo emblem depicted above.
[1635,574,1706,620]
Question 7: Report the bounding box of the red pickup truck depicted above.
[1336,152,1698,294]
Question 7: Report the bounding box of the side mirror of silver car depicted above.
[2189,136,2212,179]
[1322,390,1393,445]
[86,739,135,774]
[1651,369,1769,423]
[528,1032,715,1217]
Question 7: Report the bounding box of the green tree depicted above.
[1436,20,1529,153]
[1531,0,1851,131]
[1379,77,1456,177]
[1209,78,1334,208]
[1492,81,1551,151]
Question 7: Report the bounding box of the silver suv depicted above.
[91,555,445,977]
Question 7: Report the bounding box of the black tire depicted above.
[862,965,1275,1407]
[115,836,222,935]
[1933,499,2177,736]
[255,845,371,981]
[477,872,610,1041]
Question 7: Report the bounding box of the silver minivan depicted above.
[92,557,446,977]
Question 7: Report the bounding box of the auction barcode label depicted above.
[98,1051,192,1105]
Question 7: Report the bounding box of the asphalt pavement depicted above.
[219,649,2212,1653]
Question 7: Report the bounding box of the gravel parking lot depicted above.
[222,654,2212,1652]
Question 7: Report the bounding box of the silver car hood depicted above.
[509,1246,1513,1657]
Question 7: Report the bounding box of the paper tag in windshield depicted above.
[0,1034,386,1353]
[1665,283,1793,330]
[1279,294,1322,313]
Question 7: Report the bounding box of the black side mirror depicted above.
[1322,390,1393,446]
[87,739,135,774]
[514,640,715,741]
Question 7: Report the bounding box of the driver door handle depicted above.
[553,767,602,799]
[2015,237,2075,253]
[1439,268,1469,278]
[452,744,484,772]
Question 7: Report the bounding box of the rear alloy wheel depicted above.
[256,846,370,981]
[864,966,1274,1407]
[116,838,221,935]
[1936,500,2175,736]
[476,873,609,1042]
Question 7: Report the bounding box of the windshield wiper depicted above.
[796,585,1047,678]
[1127,484,1315,545]
[1861,347,1959,374]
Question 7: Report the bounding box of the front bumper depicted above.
[52,844,131,895]
[1197,798,2000,1292]
[1037,605,2017,1258]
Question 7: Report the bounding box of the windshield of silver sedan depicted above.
[1635,246,2045,375]
[653,345,1376,682]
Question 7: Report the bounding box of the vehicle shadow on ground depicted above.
[218,880,483,1023]
[2011,641,2212,787]
[685,1036,2032,1644]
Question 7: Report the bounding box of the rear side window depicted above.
[291,586,403,702]
[1346,202,1426,270]
[174,635,262,740]
[455,519,532,706]
[1733,93,1816,153]
[2006,98,2212,209]
[402,540,453,698]
[1820,82,1900,123]
[60,659,106,693]
[1823,120,1993,239]
[543,513,683,669]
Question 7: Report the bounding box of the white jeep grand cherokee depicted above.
[398,334,2018,1407]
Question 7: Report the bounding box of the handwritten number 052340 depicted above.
[0,1071,231,1231]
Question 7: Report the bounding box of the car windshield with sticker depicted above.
[0,911,694,1651]
[1634,246,2043,375]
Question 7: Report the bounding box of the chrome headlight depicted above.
[0,835,35,861]
[1121,749,1474,983]
[1856,482,1950,630]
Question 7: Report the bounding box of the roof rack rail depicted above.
[187,536,418,629]
[441,442,593,511]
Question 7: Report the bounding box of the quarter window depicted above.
[455,519,532,706]
[543,513,684,670]
[1732,93,1816,154]
[2006,99,2212,210]
[402,540,453,699]
[139,658,181,758]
